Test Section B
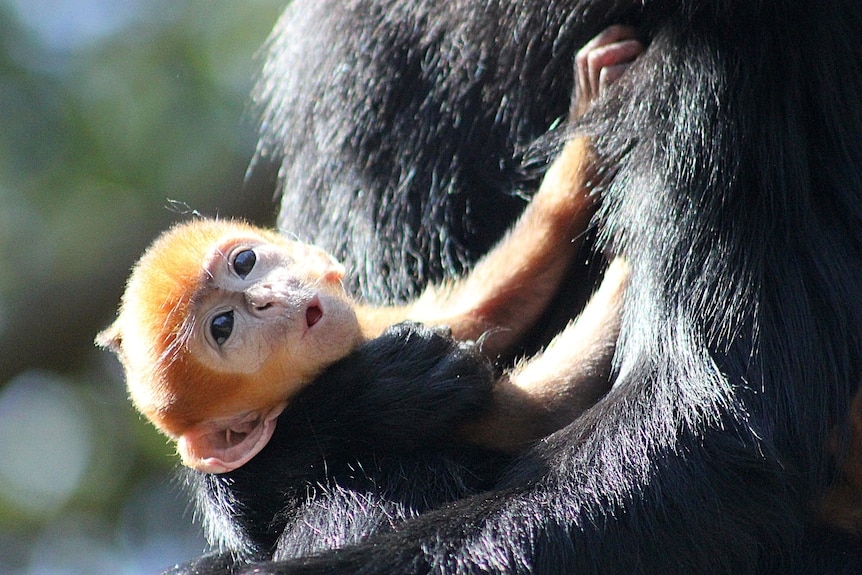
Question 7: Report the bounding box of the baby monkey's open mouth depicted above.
[306,298,323,328]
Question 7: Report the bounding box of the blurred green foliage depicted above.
[0,1,285,572]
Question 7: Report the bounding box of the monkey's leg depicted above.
[459,258,628,452]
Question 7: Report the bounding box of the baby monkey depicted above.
[98,28,643,474]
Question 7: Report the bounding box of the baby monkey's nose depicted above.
[245,285,279,312]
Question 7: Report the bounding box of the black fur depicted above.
[252,0,619,303]
[172,0,862,573]
[171,322,507,570]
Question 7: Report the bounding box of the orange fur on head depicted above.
[97,219,291,437]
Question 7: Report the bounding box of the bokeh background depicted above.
[0,1,286,572]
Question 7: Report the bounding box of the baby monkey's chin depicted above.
[296,292,362,364]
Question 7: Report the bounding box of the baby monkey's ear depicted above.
[177,402,287,474]
[95,322,123,354]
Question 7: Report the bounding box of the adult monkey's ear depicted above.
[176,403,287,474]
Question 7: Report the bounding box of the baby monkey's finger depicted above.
[574,25,642,116]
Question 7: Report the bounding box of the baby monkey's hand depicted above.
[573,25,645,118]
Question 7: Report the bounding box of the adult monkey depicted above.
[167,26,632,572]
[172,1,862,575]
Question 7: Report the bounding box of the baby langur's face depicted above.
[188,234,360,389]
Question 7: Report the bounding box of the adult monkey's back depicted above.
[254,0,598,306]
[231,0,862,573]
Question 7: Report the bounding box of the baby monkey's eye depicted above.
[211,311,234,346]
[232,249,257,279]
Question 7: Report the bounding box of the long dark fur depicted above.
[252,0,621,302]
[172,0,862,573]
[169,322,507,571]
